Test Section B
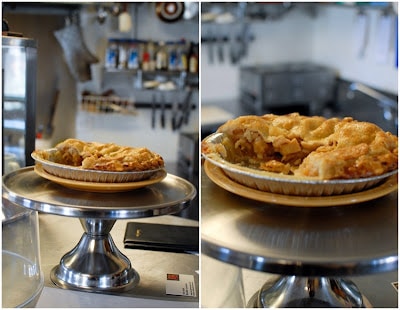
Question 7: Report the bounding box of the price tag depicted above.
[166,274,196,297]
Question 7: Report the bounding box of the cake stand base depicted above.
[50,218,139,292]
[247,276,371,308]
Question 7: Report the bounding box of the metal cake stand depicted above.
[201,165,398,308]
[2,167,196,292]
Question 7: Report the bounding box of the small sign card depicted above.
[166,274,196,297]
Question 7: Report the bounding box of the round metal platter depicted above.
[2,167,196,219]
[201,167,398,277]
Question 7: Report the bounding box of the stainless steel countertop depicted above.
[201,166,398,276]
[37,214,199,307]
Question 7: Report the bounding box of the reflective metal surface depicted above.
[37,214,199,306]
[50,218,139,292]
[2,167,197,219]
[2,36,37,168]
[201,168,398,276]
[2,166,196,291]
[248,276,366,308]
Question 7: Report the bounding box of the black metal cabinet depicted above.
[240,63,336,115]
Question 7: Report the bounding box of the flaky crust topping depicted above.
[202,113,398,179]
[43,139,164,172]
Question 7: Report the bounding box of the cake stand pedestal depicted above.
[3,167,196,292]
[246,276,369,308]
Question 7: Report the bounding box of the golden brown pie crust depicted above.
[40,138,164,172]
[202,113,398,180]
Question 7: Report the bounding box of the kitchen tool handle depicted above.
[160,93,166,128]
[151,94,156,129]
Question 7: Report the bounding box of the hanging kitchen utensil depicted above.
[206,28,214,64]
[240,22,250,58]
[151,93,156,129]
[160,92,166,129]
[183,89,193,125]
[217,31,225,63]
[229,26,237,64]
[176,88,193,129]
[96,6,107,24]
[171,100,179,131]
[46,89,59,137]
[374,10,394,64]
[54,13,98,82]
[156,2,184,23]
[353,10,369,58]
[183,2,198,20]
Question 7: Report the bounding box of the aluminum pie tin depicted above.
[31,149,164,183]
[202,133,398,196]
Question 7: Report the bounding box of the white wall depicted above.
[75,107,198,163]
[312,5,397,93]
[201,9,314,102]
[201,4,398,103]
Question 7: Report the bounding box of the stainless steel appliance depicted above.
[335,80,398,134]
[239,63,336,115]
[2,35,37,170]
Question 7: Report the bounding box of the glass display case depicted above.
[2,35,37,171]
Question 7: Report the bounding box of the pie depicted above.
[202,113,398,180]
[37,138,164,172]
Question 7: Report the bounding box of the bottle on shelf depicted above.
[127,40,139,70]
[168,42,178,71]
[156,41,168,71]
[177,40,189,72]
[118,39,128,69]
[105,39,119,69]
[189,42,198,73]
[138,42,145,69]
[147,40,156,71]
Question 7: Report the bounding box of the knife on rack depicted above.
[171,100,179,130]
[151,93,156,129]
[160,92,166,128]
[175,88,193,129]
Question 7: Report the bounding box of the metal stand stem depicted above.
[248,276,365,308]
[50,218,139,292]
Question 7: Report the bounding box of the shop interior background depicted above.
[201,2,397,136]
